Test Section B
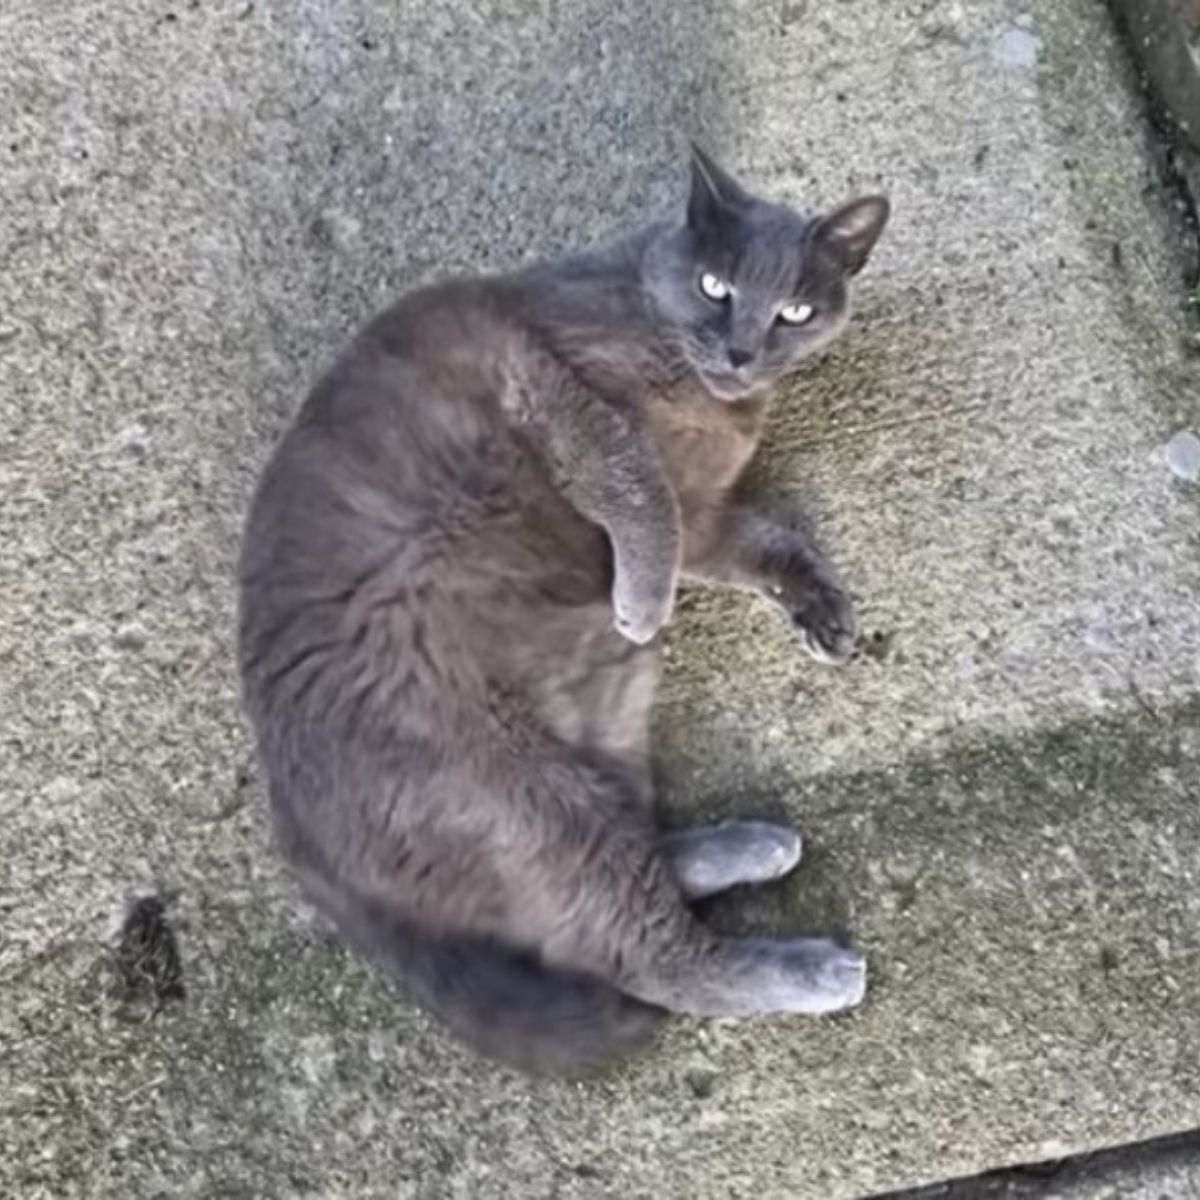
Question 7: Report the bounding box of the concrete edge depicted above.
[867,1128,1200,1198]
[1107,0,1200,295]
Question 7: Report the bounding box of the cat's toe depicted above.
[613,579,675,645]
[801,625,855,664]
[790,939,867,1013]
[733,822,803,881]
[614,608,667,645]
[819,946,867,1011]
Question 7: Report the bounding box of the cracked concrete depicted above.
[3,1,1200,1197]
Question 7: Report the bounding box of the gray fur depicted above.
[238,147,889,1075]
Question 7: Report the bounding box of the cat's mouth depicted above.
[697,370,770,403]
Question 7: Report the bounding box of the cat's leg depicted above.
[615,918,866,1019]
[659,935,866,1017]
[682,501,856,662]
[537,819,864,1019]
[662,822,802,899]
[483,749,863,1021]
[499,342,681,645]
[549,876,866,1018]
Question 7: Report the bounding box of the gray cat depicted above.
[238,146,889,1075]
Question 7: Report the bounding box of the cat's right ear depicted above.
[687,143,750,234]
[810,195,891,275]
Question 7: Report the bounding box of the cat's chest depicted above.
[646,381,765,499]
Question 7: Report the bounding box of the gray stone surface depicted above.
[2,1,1200,1198]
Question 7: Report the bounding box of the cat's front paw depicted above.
[613,570,676,645]
[772,577,856,663]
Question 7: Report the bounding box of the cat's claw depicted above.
[781,581,856,664]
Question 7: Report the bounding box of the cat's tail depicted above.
[338,898,666,1076]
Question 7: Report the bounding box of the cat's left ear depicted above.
[687,142,752,232]
[810,196,891,275]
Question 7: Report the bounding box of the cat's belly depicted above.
[465,552,657,768]
[459,479,658,768]
[527,621,659,769]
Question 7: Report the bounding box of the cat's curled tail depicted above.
[337,895,665,1076]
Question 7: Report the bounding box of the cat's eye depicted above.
[778,301,816,325]
[699,272,731,302]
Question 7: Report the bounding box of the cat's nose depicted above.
[728,347,754,369]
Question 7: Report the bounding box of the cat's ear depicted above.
[810,196,890,275]
[687,143,751,232]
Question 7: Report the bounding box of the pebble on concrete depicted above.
[1163,430,1200,481]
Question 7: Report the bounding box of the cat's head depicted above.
[644,145,889,401]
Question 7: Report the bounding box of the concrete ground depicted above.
[2,0,1199,1197]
